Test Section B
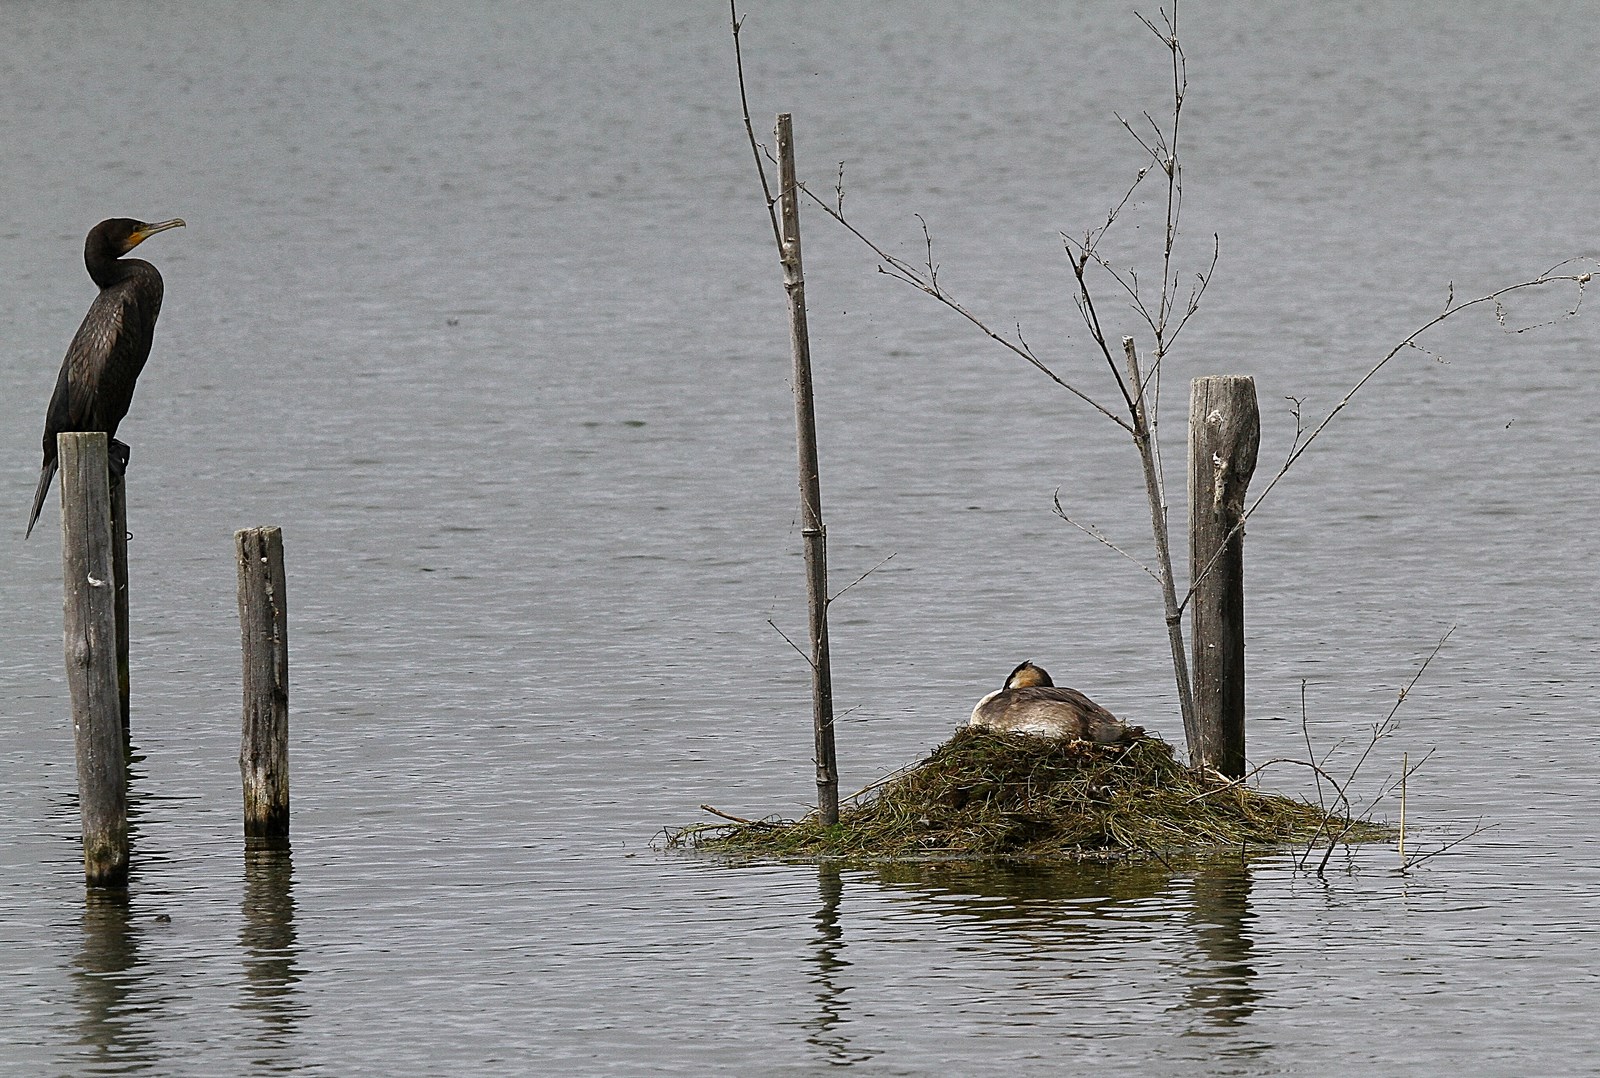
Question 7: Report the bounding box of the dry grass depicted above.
[666,727,1390,861]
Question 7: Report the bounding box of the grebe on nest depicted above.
[969,661,1143,744]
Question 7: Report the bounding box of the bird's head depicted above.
[1004,661,1054,690]
[88,217,186,260]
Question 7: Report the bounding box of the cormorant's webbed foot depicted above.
[109,439,131,477]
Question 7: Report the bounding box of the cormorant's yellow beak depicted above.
[127,218,186,250]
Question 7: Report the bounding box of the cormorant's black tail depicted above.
[24,457,57,539]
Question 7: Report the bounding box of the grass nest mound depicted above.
[670,727,1388,860]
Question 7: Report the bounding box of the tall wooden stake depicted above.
[1399,750,1408,866]
[776,113,839,825]
[58,432,128,888]
[1124,338,1198,754]
[110,471,130,744]
[1188,375,1260,778]
[237,526,290,843]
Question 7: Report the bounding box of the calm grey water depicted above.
[2,3,1598,1074]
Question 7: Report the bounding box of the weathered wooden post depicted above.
[110,472,130,743]
[1188,376,1260,778]
[236,527,290,843]
[58,432,128,887]
[776,112,840,825]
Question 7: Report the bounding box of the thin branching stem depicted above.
[829,552,897,606]
[1401,820,1494,871]
[794,180,1134,433]
[1306,627,1453,874]
[1053,490,1160,581]
[730,2,781,251]
[1300,680,1326,812]
[1179,269,1594,614]
[1245,275,1594,525]
[767,618,812,668]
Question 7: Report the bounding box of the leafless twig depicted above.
[1052,489,1159,581]
[1401,820,1494,871]
[730,4,780,250]
[829,552,897,605]
[799,182,1133,431]
[1181,265,1596,612]
[1300,679,1325,812]
[767,618,812,667]
[1305,628,1452,874]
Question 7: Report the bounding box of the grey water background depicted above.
[1,2,1597,1073]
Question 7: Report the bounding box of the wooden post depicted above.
[110,472,130,744]
[58,432,128,888]
[1188,376,1260,778]
[236,527,290,842]
[776,112,839,825]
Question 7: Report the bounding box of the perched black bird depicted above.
[26,217,185,538]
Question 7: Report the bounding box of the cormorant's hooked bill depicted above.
[25,217,185,538]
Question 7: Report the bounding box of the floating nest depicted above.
[667,726,1389,861]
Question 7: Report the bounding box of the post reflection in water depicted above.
[1182,857,1260,1032]
[238,839,304,1060]
[804,863,875,1067]
[74,889,158,1072]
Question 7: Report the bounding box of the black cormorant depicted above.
[25,217,185,538]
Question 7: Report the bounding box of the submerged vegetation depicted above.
[667,727,1390,862]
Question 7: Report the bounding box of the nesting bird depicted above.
[970,661,1143,744]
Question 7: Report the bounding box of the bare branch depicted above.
[1165,233,1219,345]
[1052,489,1160,580]
[828,552,897,606]
[1181,269,1596,615]
[729,2,782,252]
[915,213,939,288]
[1401,820,1495,871]
[1084,165,1153,251]
[1300,680,1326,812]
[1306,627,1453,874]
[785,178,1135,432]
[1244,272,1596,524]
[1283,394,1307,463]
[766,618,812,667]
[1382,626,1454,728]
[1115,112,1164,168]
[1067,247,1140,416]
[1195,627,1453,873]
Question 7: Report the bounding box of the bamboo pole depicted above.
[58,432,128,888]
[236,526,290,842]
[1399,750,1407,865]
[1187,375,1260,778]
[776,113,839,826]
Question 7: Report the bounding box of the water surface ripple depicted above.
[2,3,1597,1074]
